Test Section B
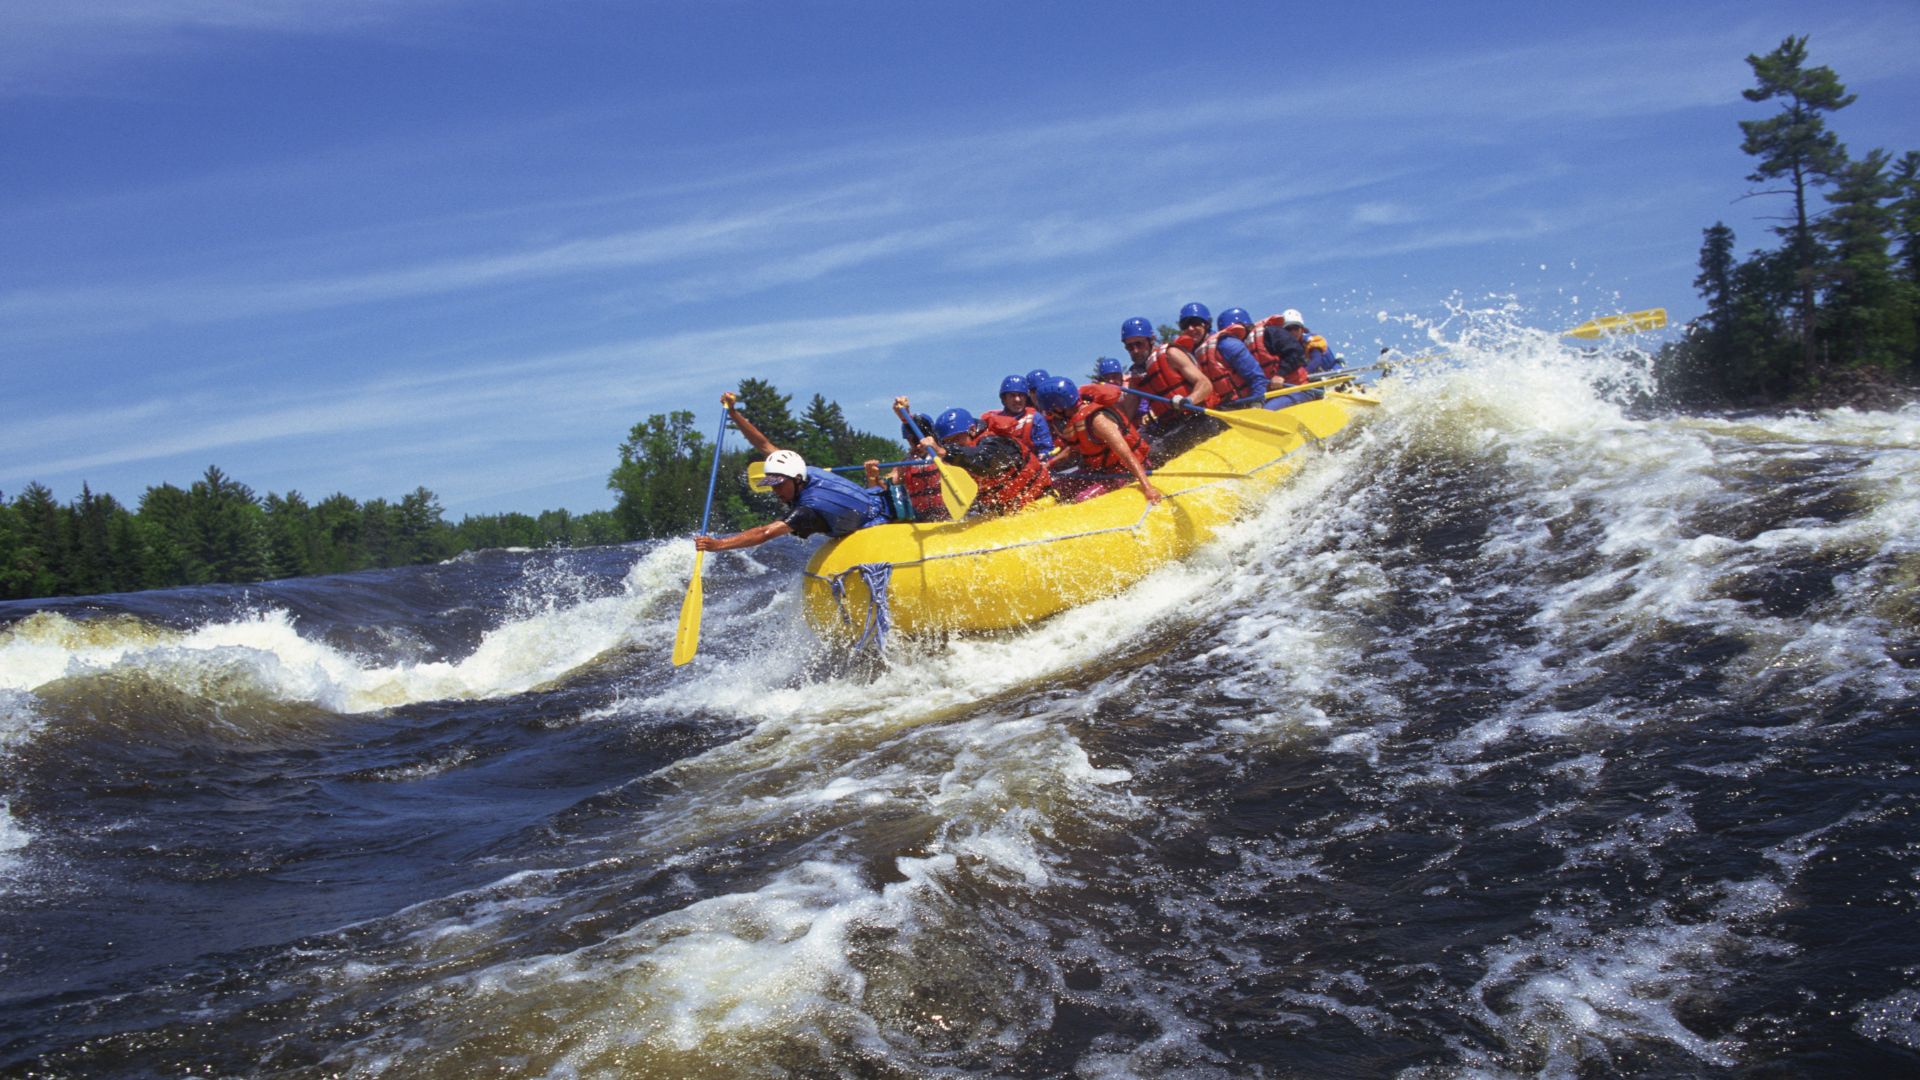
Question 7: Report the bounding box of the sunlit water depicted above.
[2,333,1917,1077]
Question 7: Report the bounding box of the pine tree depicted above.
[799,393,853,466]
[732,378,800,448]
[1739,35,1855,380]
[1819,149,1915,371]
[263,491,314,580]
[188,467,267,583]
[311,493,365,574]
[1894,151,1920,366]
[393,487,450,566]
[69,484,117,595]
[137,483,203,585]
[0,489,57,599]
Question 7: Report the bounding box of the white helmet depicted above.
[762,449,807,481]
[1281,308,1306,328]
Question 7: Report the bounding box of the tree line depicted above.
[1658,35,1920,402]
[2,378,898,601]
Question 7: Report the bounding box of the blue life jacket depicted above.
[795,467,891,537]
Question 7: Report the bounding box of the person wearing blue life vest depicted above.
[694,391,892,552]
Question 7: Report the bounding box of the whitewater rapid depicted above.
[2,330,1918,1076]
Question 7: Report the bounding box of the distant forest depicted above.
[0,378,901,601]
[1656,35,1920,401]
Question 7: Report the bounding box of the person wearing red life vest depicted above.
[1248,310,1310,388]
[867,407,950,522]
[1262,309,1337,408]
[1190,308,1270,406]
[1174,301,1212,352]
[1119,315,1218,459]
[1119,316,1212,418]
[1092,356,1150,424]
[979,374,1054,458]
[1034,376,1162,505]
[912,407,1052,518]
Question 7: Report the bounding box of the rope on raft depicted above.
[828,562,893,652]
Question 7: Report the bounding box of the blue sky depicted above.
[6,1,1920,518]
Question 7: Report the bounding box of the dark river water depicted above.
[3,351,1918,1078]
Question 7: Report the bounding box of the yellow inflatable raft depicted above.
[801,390,1377,638]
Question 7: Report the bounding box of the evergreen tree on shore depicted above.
[1662,35,1918,403]
[1739,34,1856,380]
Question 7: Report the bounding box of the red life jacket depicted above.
[1054,383,1151,474]
[1133,343,1211,416]
[980,406,1041,454]
[899,461,949,521]
[948,431,1051,515]
[1247,315,1310,385]
[1193,324,1257,403]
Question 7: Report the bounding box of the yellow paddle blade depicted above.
[1263,371,1360,399]
[936,459,976,518]
[1563,308,1667,340]
[745,461,774,492]
[671,550,704,666]
[1201,405,1309,443]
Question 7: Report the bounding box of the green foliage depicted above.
[609,410,716,540]
[1820,150,1918,371]
[1666,35,1919,403]
[1738,35,1856,378]
[5,471,554,601]
[606,379,901,541]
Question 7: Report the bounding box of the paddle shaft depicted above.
[696,415,727,535]
[672,411,731,667]
[894,407,975,517]
[1124,386,1305,438]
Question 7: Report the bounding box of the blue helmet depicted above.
[999,374,1030,397]
[1025,368,1051,395]
[1035,375,1081,414]
[933,407,975,441]
[1094,356,1124,378]
[1120,316,1155,342]
[1179,301,1212,325]
[1217,307,1252,330]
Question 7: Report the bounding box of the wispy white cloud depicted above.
[2,288,1067,489]
[0,1,460,96]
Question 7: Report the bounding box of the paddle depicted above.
[894,407,977,518]
[1125,386,1307,440]
[1563,307,1667,339]
[747,458,923,492]
[1266,309,1670,399]
[1259,369,1370,401]
[671,411,730,667]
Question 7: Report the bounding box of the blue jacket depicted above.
[792,466,891,538]
[1217,334,1269,400]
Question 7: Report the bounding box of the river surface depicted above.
[3,343,1918,1078]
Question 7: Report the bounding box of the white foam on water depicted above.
[1305,343,1920,767]
[0,690,41,889]
[0,542,699,714]
[0,798,29,887]
[1855,986,1920,1053]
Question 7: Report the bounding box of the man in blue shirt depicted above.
[695,391,891,552]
